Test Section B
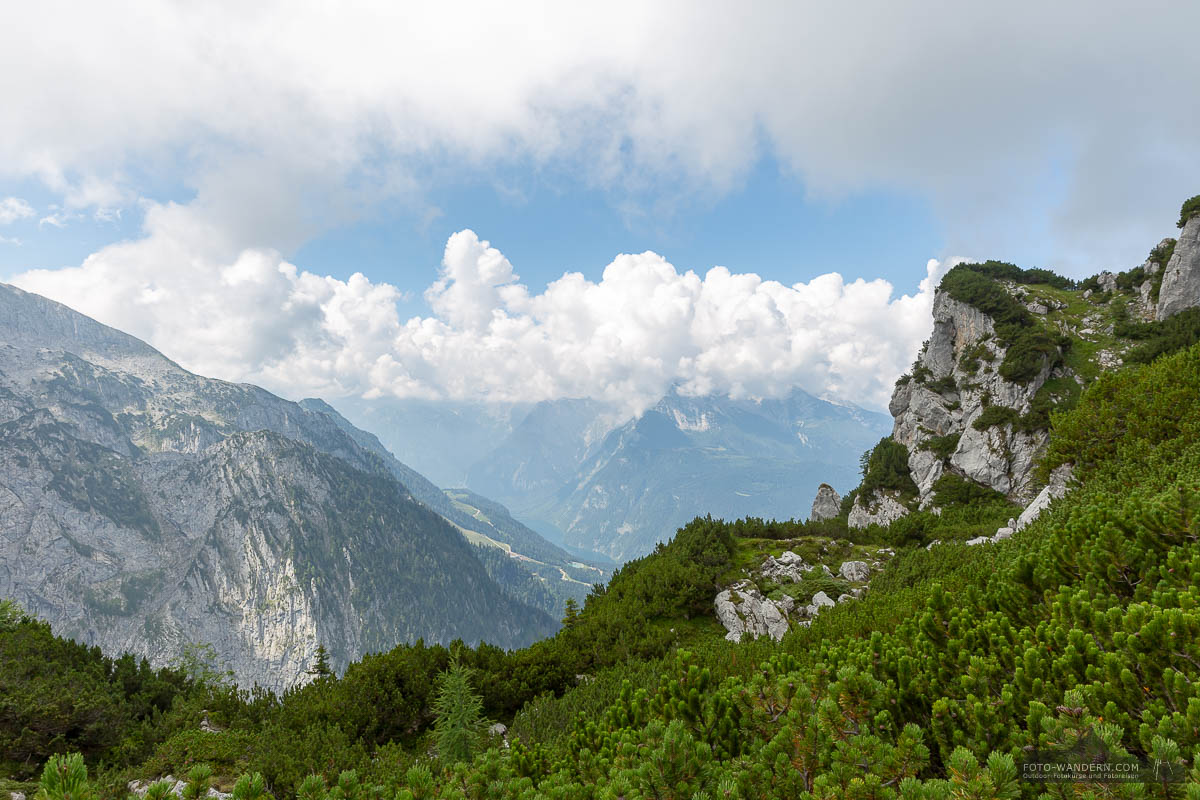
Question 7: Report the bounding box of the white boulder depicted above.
[838,560,871,582]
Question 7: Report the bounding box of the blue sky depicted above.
[3,2,1198,411]
[1,154,944,315]
[292,156,943,316]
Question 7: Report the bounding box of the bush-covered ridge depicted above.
[937,264,1071,385]
[10,342,1200,798]
[1179,194,1200,228]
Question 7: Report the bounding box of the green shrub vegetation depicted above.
[858,437,918,500]
[930,473,1007,507]
[971,404,1020,431]
[1179,194,1200,228]
[1114,264,1146,292]
[1114,307,1200,365]
[918,432,960,460]
[925,374,957,395]
[12,334,1200,796]
[950,260,1075,290]
[938,265,1069,385]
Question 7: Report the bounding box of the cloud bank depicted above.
[5,2,1196,413]
[14,220,944,413]
[2,2,1199,268]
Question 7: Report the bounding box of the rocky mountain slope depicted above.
[719,200,1200,646]
[297,398,610,601]
[847,207,1200,528]
[0,283,564,691]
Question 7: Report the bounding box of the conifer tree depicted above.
[432,656,485,764]
[307,644,333,678]
[562,597,580,628]
[181,764,213,800]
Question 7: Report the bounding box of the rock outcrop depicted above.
[838,560,870,582]
[803,591,836,617]
[848,490,910,529]
[1157,216,1200,319]
[714,548,889,641]
[964,464,1075,547]
[889,292,1062,507]
[128,777,230,800]
[1014,464,1074,530]
[715,582,792,642]
[809,483,842,521]
[760,551,814,583]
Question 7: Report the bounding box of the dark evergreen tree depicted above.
[307,644,333,678]
[432,657,485,764]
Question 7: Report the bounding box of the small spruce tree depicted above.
[307,644,333,678]
[431,656,485,764]
[562,597,580,628]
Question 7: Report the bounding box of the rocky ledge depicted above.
[714,548,892,642]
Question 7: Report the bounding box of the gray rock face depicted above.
[889,289,1065,507]
[1157,216,1200,319]
[847,490,910,529]
[838,560,870,582]
[803,590,836,618]
[809,483,842,521]
[760,551,813,583]
[714,582,790,642]
[1136,276,1157,320]
[964,464,1074,547]
[1015,464,1074,530]
[0,283,556,691]
[1098,271,1118,292]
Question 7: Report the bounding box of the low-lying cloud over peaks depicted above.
[13,219,945,413]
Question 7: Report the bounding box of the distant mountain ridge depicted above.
[0,282,580,690]
[341,386,891,563]
[534,389,891,560]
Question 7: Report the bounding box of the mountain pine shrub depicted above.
[1179,194,1200,228]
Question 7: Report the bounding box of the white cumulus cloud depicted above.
[12,218,946,414]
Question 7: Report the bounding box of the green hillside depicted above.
[7,223,1200,797]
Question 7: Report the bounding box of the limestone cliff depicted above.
[888,291,1060,508]
[865,203,1200,518]
[1157,215,1200,319]
[0,283,557,691]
